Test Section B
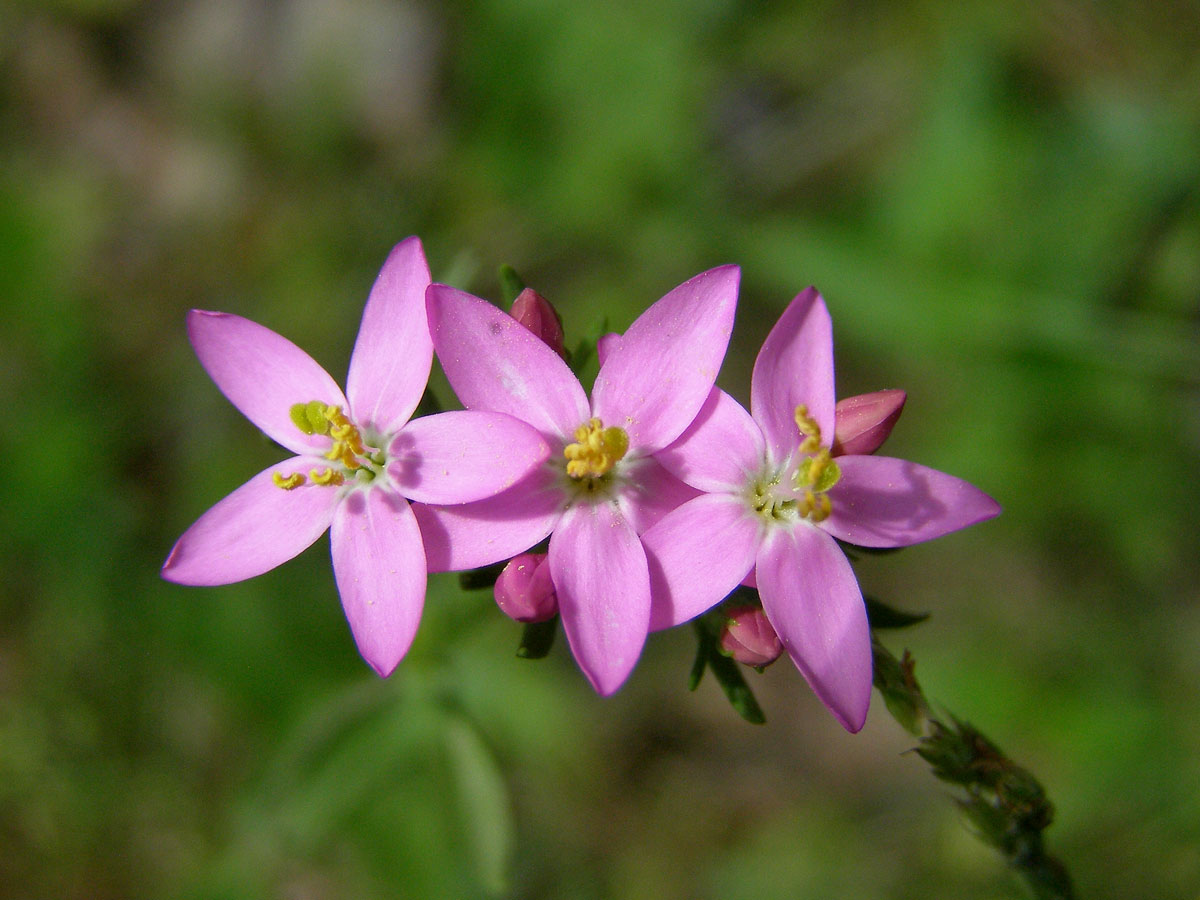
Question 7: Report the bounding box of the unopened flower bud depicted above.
[832,389,906,456]
[511,288,567,360]
[719,606,782,668]
[494,552,558,622]
[595,332,621,366]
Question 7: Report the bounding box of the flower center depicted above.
[272,401,381,490]
[563,417,629,480]
[791,404,840,522]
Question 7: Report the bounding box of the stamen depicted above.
[791,404,840,522]
[564,417,629,479]
[309,467,345,486]
[794,404,823,453]
[273,471,306,490]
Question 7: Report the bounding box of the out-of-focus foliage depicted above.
[1,0,1198,898]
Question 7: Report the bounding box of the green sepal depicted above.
[516,617,557,659]
[865,596,930,629]
[458,562,506,591]
[498,264,525,304]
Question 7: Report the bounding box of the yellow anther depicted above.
[798,490,832,522]
[790,404,840,520]
[794,404,824,453]
[564,417,629,479]
[309,467,345,486]
[273,471,306,490]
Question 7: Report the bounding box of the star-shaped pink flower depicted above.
[162,238,550,676]
[643,288,1000,731]
[414,267,740,694]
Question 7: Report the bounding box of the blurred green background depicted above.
[2,0,1198,897]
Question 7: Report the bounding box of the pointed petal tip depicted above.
[831,690,870,733]
[580,659,634,697]
[365,653,403,678]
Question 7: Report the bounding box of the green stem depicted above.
[871,636,1076,899]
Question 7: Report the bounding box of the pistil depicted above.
[275,401,375,490]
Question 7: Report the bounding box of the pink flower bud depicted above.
[832,389,906,456]
[511,288,567,360]
[719,606,783,668]
[494,552,558,622]
[595,332,621,366]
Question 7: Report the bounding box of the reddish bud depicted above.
[832,389,906,457]
[719,606,783,668]
[511,288,567,360]
[595,332,621,366]
[494,552,558,623]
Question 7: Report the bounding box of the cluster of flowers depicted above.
[163,237,999,732]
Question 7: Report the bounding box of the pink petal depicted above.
[549,502,651,695]
[643,494,760,630]
[162,460,339,585]
[426,284,589,440]
[750,288,836,466]
[821,455,1001,547]
[388,410,550,505]
[592,265,739,453]
[411,467,565,572]
[655,388,765,492]
[756,525,872,732]
[345,237,434,435]
[330,488,427,676]
[614,456,702,534]
[187,311,346,456]
[833,390,906,456]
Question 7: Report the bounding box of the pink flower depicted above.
[643,288,1000,731]
[161,238,550,676]
[414,267,740,694]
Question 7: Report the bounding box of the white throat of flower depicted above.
[748,404,841,524]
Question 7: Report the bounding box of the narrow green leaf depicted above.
[688,620,710,691]
[443,714,515,896]
[707,647,767,724]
